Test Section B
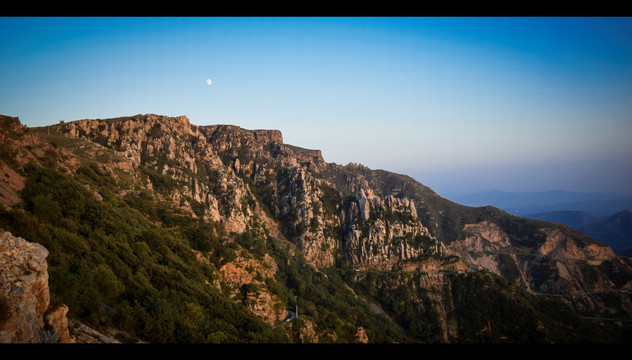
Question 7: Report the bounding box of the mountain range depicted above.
[1,113,631,343]
[448,189,632,217]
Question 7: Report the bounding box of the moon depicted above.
[206,78,212,86]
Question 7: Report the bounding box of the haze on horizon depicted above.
[1,17,631,198]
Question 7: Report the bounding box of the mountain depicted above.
[523,210,632,256]
[522,210,603,230]
[580,210,632,256]
[449,190,632,216]
[1,114,631,343]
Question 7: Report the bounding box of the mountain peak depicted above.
[607,208,632,222]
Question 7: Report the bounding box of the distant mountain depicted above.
[523,209,632,256]
[522,210,603,230]
[580,210,632,256]
[448,190,632,217]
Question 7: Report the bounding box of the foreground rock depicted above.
[0,231,129,343]
[0,231,71,343]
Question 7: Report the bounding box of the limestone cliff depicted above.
[0,231,70,343]
[276,165,339,267]
[341,185,439,270]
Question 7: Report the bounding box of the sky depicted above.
[1,17,631,198]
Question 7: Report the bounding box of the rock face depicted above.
[276,165,339,268]
[451,221,526,286]
[538,227,615,261]
[0,231,70,343]
[252,129,283,144]
[341,185,439,270]
[2,113,632,343]
[56,115,336,267]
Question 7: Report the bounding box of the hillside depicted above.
[580,210,632,256]
[524,209,632,256]
[522,210,602,230]
[1,114,631,343]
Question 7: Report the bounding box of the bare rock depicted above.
[0,231,67,343]
[355,326,369,343]
[341,185,437,270]
[45,305,73,343]
[252,129,283,144]
[538,227,615,262]
[69,320,121,344]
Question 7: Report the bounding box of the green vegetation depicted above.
[345,267,627,343]
[0,166,279,343]
[0,164,408,343]
[318,183,342,216]
[445,270,621,343]
[263,237,406,343]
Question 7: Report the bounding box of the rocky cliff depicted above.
[53,115,452,273]
[0,231,69,343]
[1,113,631,343]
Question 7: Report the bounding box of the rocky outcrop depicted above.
[58,114,197,169]
[538,227,615,263]
[55,115,334,265]
[57,115,265,234]
[277,166,339,267]
[252,129,283,144]
[45,305,72,343]
[0,231,71,343]
[0,115,41,159]
[355,326,369,343]
[219,252,288,325]
[341,183,439,270]
[451,221,520,281]
[297,319,319,343]
[68,320,121,343]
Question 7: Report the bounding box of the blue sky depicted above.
[1,17,631,197]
